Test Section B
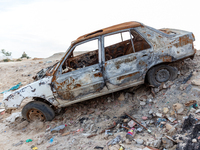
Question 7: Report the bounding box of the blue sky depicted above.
[0,0,199,58]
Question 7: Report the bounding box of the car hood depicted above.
[3,76,57,110]
[33,62,59,81]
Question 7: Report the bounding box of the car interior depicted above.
[62,29,151,73]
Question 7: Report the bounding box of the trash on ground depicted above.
[0,82,22,94]
[6,112,21,123]
[26,139,33,143]
[50,124,67,133]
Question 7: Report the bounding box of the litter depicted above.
[49,136,54,143]
[50,124,67,133]
[0,109,5,113]
[31,146,38,150]
[126,127,136,141]
[62,132,71,136]
[125,112,152,133]
[6,112,21,123]
[182,72,193,84]
[26,139,33,143]
[94,146,104,149]
[0,82,22,94]
[12,140,23,146]
[107,135,122,146]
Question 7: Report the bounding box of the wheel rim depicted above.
[27,108,45,121]
[155,68,170,83]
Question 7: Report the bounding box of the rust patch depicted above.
[147,34,151,37]
[31,89,36,92]
[62,91,75,100]
[73,21,142,46]
[52,75,57,82]
[117,72,139,80]
[138,61,147,66]
[75,84,81,88]
[93,83,103,92]
[160,56,172,62]
[192,33,195,40]
[174,35,193,48]
[94,72,103,77]
[115,56,137,69]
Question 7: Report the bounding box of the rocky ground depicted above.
[1,52,200,150]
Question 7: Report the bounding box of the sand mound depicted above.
[44,52,65,61]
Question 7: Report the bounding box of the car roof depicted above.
[71,21,142,46]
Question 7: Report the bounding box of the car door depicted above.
[102,29,153,91]
[52,37,106,101]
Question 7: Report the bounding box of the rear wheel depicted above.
[22,101,55,121]
[147,64,177,87]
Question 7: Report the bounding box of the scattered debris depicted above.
[94,146,104,149]
[5,112,21,123]
[126,127,136,141]
[26,139,33,143]
[12,140,23,146]
[1,49,200,149]
[182,72,193,84]
[108,135,122,146]
[0,82,22,94]
[125,112,152,133]
[50,124,67,133]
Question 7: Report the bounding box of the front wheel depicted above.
[22,101,55,121]
[147,64,178,87]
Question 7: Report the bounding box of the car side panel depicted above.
[136,26,195,64]
[53,64,106,101]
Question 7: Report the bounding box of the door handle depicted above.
[93,68,99,72]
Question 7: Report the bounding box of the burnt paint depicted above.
[174,35,193,48]
[51,25,195,105]
[115,56,137,69]
[117,72,140,80]
[94,72,103,77]
[160,55,172,62]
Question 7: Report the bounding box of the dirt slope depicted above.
[0,51,200,150]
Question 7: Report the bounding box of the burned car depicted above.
[3,21,196,121]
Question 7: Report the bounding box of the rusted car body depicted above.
[3,21,196,120]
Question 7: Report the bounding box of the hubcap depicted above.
[155,69,170,83]
[27,109,45,121]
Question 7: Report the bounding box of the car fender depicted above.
[3,76,58,110]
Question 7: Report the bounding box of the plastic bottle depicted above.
[51,124,67,132]
[126,127,136,141]
[119,146,124,150]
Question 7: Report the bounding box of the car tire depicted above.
[22,101,55,121]
[147,64,177,87]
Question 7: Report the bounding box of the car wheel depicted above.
[147,64,177,87]
[22,101,55,121]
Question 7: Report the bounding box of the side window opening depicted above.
[62,39,99,73]
[130,29,151,52]
[104,30,151,61]
[104,31,134,61]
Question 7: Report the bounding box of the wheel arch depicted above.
[33,97,57,110]
[144,62,170,83]
[22,100,55,121]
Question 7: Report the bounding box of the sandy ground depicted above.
[0,53,62,150]
[0,51,200,150]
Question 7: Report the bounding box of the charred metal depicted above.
[3,21,196,112]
